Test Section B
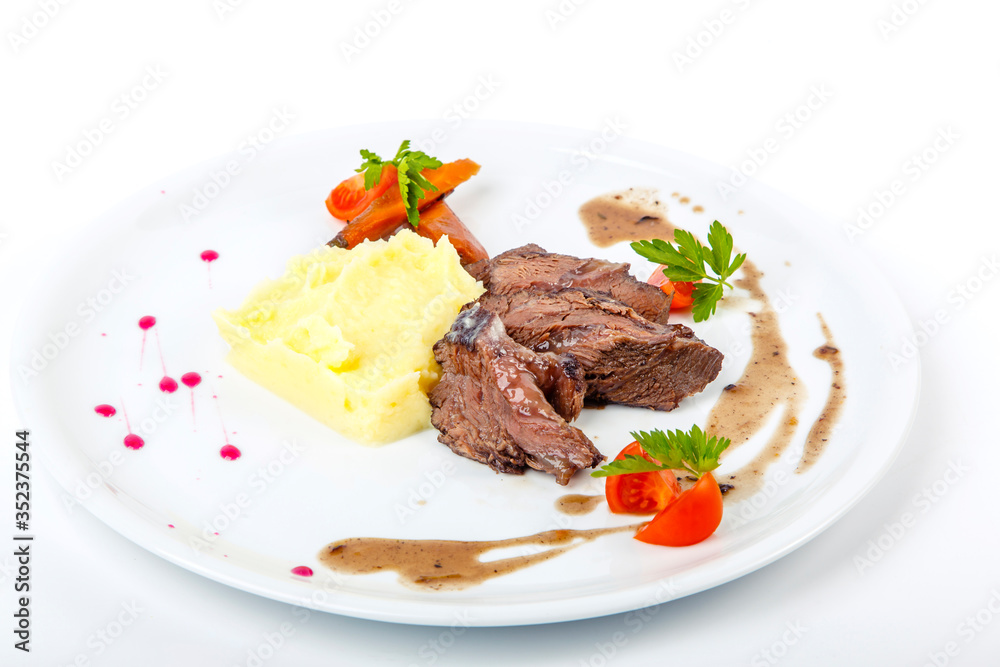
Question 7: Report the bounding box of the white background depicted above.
[2,0,999,665]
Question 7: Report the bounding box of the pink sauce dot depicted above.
[167,524,175,528]
[220,444,241,461]
[181,372,202,388]
[124,434,145,450]
[201,250,220,263]
[291,566,314,577]
[138,316,157,330]
[159,376,179,393]
[95,404,117,417]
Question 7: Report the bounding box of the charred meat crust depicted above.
[477,288,724,412]
[466,244,673,324]
[429,305,603,485]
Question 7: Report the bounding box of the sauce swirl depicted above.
[318,524,640,591]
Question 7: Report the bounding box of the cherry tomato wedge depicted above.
[325,164,398,221]
[634,472,723,547]
[605,442,681,514]
[646,266,696,310]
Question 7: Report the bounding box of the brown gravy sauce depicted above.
[318,524,641,591]
[799,315,844,472]
[578,188,674,247]
[706,260,806,502]
[555,493,604,515]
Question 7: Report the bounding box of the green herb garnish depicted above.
[355,140,443,227]
[631,221,746,322]
[591,426,730,479]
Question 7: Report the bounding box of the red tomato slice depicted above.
[325,164,398,221]
[605,442,681,514]
[646,265,696,310]
[670,280,695,309]
[634,472,723,547]
[646,268,676,299]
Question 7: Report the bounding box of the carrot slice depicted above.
[412,200,488,266]
[331,159,481,249]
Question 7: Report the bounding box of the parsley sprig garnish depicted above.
[356,140,443,227]
[591,426,730,479]
[631,221,746,322]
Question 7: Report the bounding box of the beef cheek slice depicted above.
[466,244,672,324]
[478,289,723,411]
[429,304,603,485]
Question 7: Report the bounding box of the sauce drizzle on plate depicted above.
[319,524,641,591]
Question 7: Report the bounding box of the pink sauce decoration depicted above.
[141,317,177,393]
[120,400,145,450]
[182,372,202,427]
[201,250,220,288]
[167,524,175,529]
[220,444,241,460]
[95,404,117,417]
[212,389,241,460]
[138,316,156,371]
[291,566,314,577]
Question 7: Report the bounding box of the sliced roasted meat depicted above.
[466,244,673,324]
[429,304,602,485]
[478,289,723,411]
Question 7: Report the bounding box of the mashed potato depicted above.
[213,231,484,444]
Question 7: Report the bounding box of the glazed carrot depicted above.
[413,200,489,266]
[331,159,481,249]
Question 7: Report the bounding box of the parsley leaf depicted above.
[354,140,443,227]
[630,220,747,322]
[590,426,731,479]
[356,149,386,190]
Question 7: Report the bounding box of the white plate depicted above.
[10,120,919,626]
